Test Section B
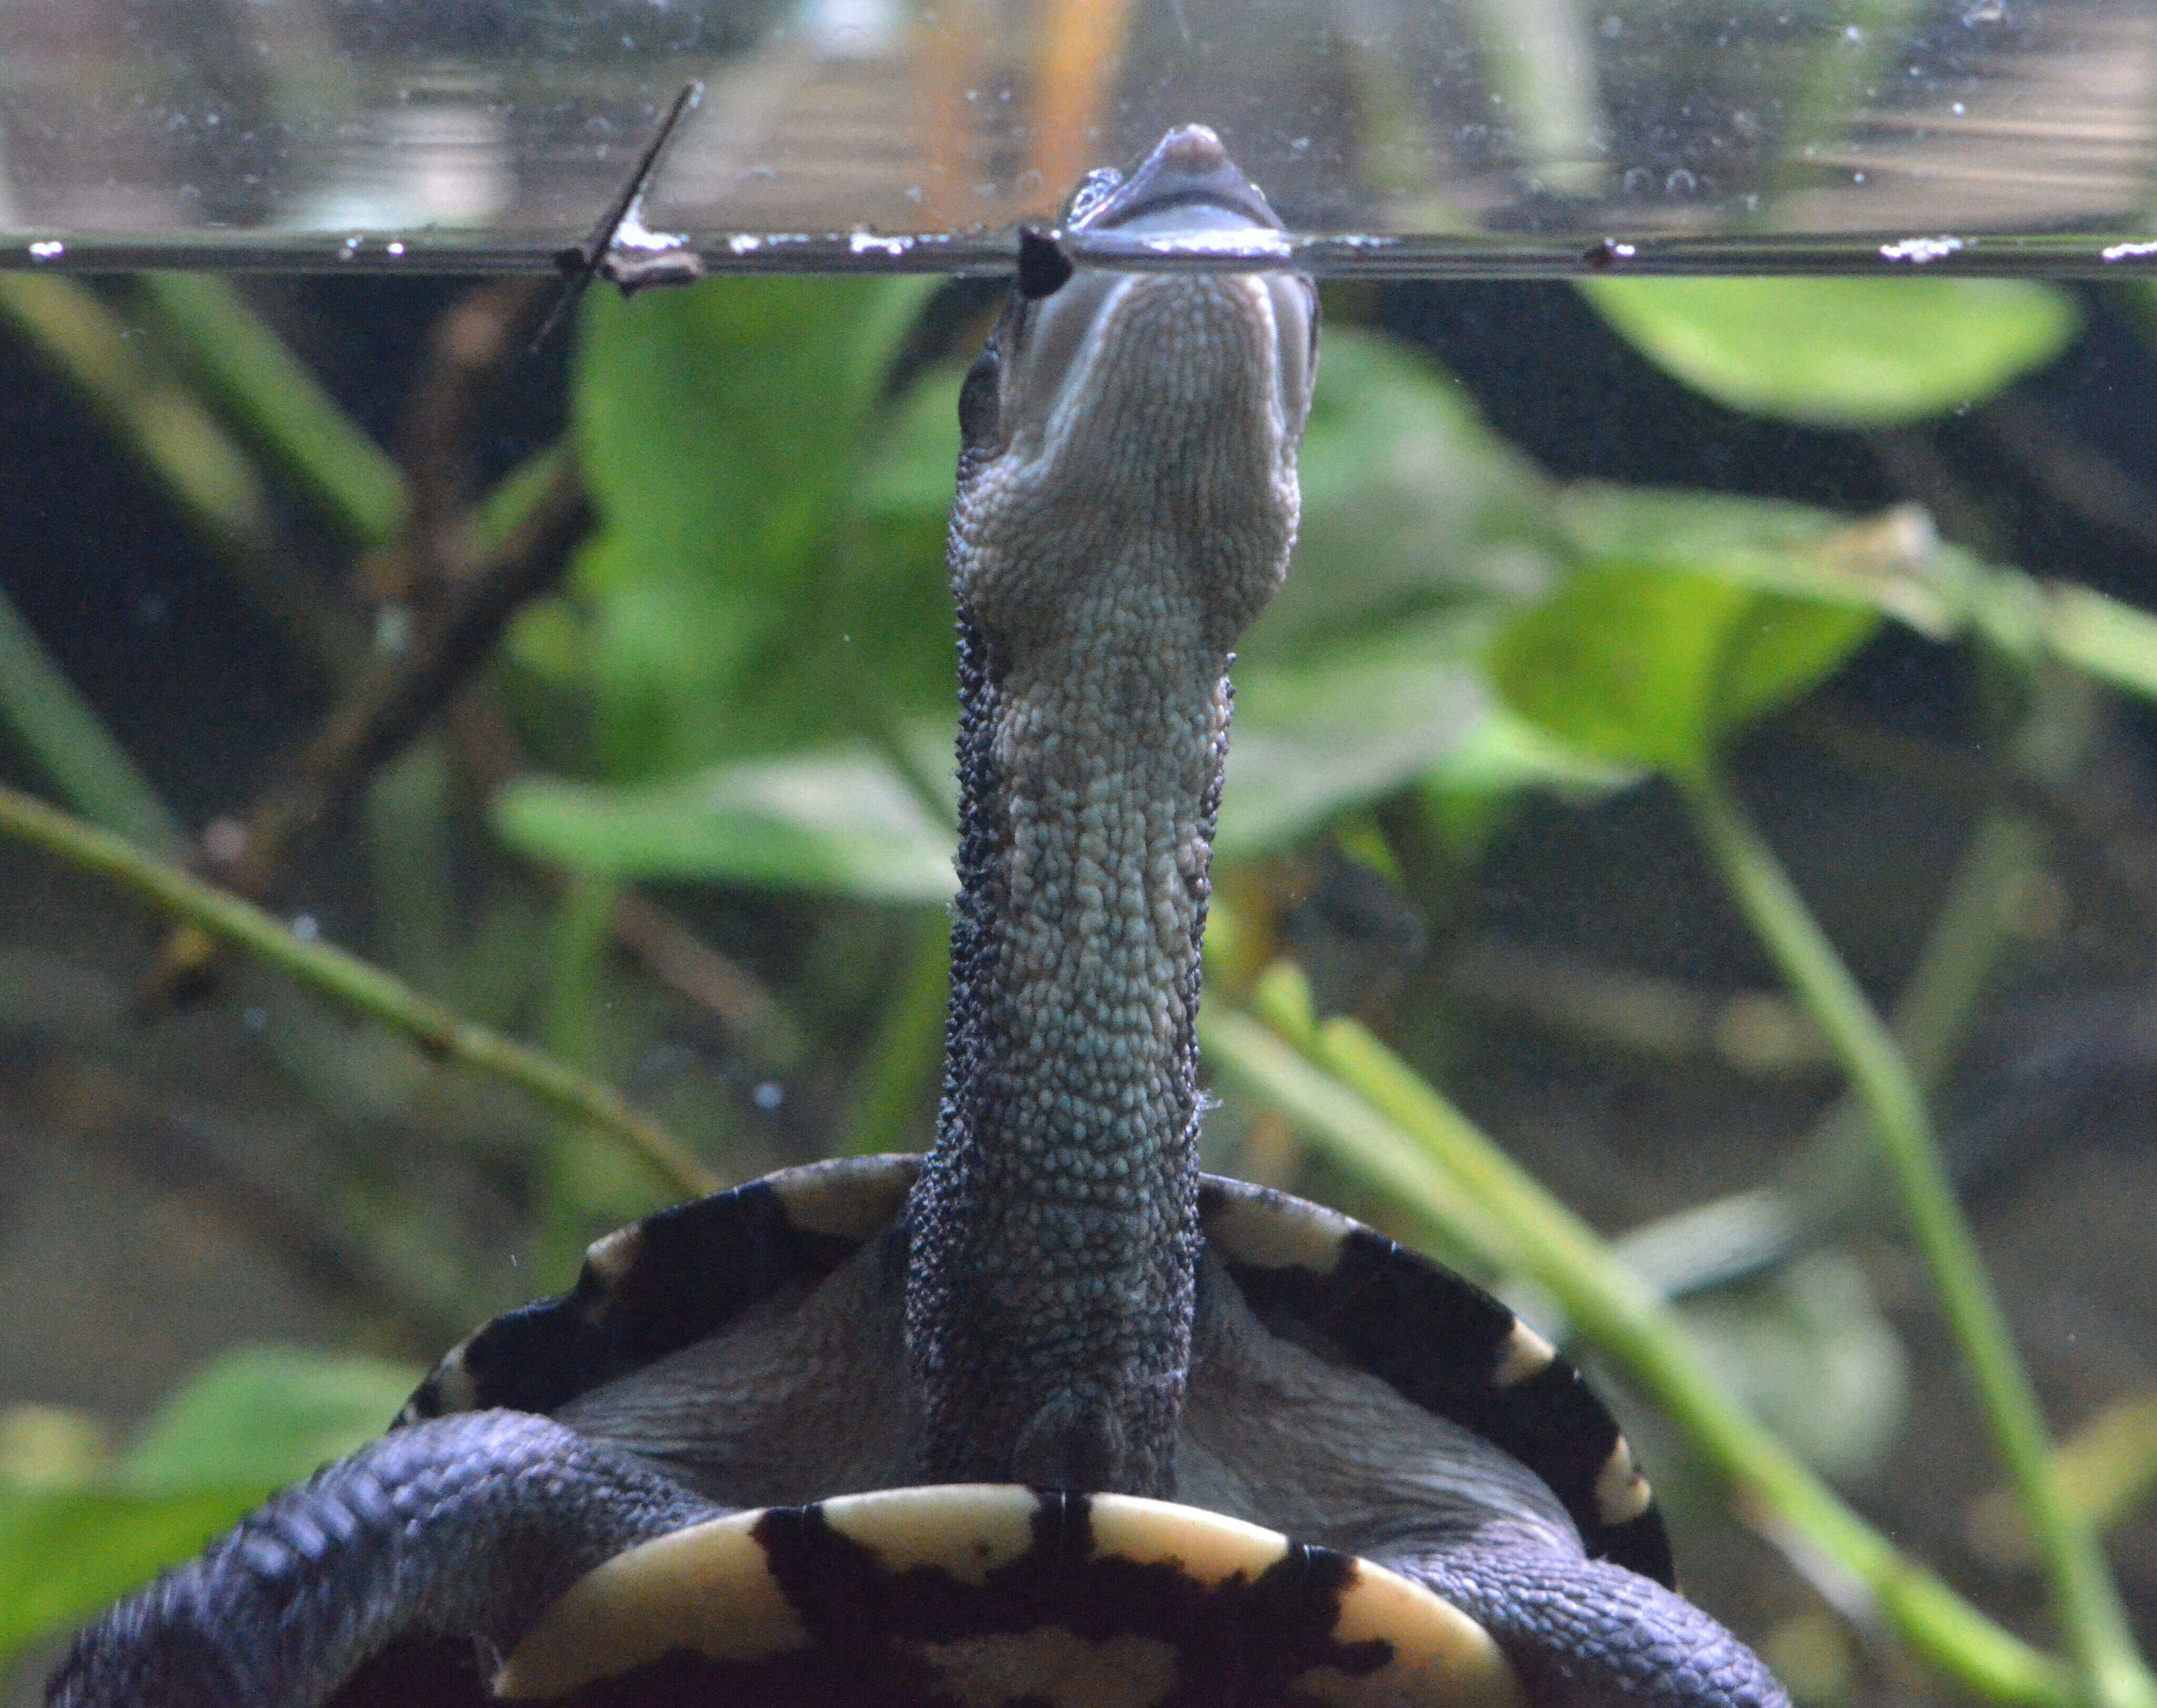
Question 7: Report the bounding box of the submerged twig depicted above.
[530,80,707,353]
[148,455,593,1002]
[389,278,553,606]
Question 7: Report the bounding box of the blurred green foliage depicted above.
[0,1350,417,1662]
[3,264,2150,1705]
[1579,278,2080,426]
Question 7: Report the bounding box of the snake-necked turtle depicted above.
[51,126,1788,1708]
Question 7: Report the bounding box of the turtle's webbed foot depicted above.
[1388,1538,1790,1708]
[48,1411,716,1708]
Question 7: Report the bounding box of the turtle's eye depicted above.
[1064,166,1124,227]
[1015,228,1073,301]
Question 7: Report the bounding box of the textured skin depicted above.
[46,1413,715,1708]
[907,133,1315,1496]
[1390,1539,1789,1708]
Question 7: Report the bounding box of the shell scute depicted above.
[1201,1178,1673,1587]
[403,1158,914,1424]
[404,1160,1671,1590]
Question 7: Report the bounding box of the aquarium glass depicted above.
[3,0,2154,273]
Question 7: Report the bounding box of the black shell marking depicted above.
[401,1156,915,1426]
[1201,1180,1673,1587]
[494,1487,1521,1707]
[400,1156,1671,1589]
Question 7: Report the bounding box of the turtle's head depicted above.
[912,128,1317,1498]
[950,124,1317,659]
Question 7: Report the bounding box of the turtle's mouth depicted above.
[1070,124,1283,236]
[989,125,1313,477]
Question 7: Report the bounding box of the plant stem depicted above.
[0,273,365,685]
[1682,766,2156,1708]
[539,871,659,1282]
[1200,1001,2070,1706]
[137,274,409,549]
[0,781,717,1202]
[0,588,186,857]
[1621,805,2043,1301]
[1202,999,1518,1272]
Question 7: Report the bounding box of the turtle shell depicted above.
[324,1482,1523,1708]
[403,1155,1670,1586]
[490,1485,1525,1707]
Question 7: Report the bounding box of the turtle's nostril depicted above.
[1157,124,1229,174]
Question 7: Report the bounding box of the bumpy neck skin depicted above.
[906,126,1316,1497]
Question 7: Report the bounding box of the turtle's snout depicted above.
[1155,124,1230,176]
[1068,123,1283,235]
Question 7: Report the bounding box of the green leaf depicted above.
[1253,330,1555,661]
[496,748,956,902]
[0,1348,419,1666]
[139,274,410,549]
[1490,563,1876,777]
[0,1485,262,1663]
[572,276,938,775]
[1579,279,2079,426]
[122,1346,419,1492]
[1554,489,1974,640]
[1418,706,1646,856]
[1223,610,1500,858]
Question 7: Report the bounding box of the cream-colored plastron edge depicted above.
[496,1487,1522,1707]
[1086,1497,1525,1708]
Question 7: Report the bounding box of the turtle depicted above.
[49,125,1789,1708]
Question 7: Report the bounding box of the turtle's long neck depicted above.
[913,580,1233,1496]
[905,128,1313,1498]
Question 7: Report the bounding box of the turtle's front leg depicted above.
[1382,1535,1791,1708]
[48,1411,717,1708]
